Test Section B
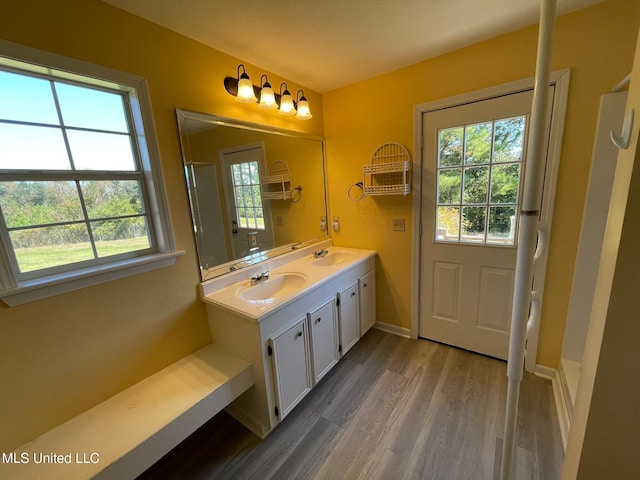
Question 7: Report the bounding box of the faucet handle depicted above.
[262,271,270,279]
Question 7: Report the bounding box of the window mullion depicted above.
[73,180,98,260]
[49,80,78,171]
[485,121,496,243]
[0,207,20,283]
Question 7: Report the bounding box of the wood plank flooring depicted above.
[138,329,563,480]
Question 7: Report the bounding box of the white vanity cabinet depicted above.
[338,282,360,356]
[203,247,375,439]
[269,317,312,419]
[308,299,339,383]
[359,270,376,334]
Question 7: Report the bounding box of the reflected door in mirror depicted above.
[220,143,275,258]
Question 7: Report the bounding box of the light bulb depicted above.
[259,84,277,110]
[236,71,257,103]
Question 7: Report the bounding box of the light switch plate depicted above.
[392,218,405,231]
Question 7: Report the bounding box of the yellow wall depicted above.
[323,0,640,367]
[2,0,639,457]
[0,0,323,452]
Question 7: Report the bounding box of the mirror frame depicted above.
[176,108,329,281]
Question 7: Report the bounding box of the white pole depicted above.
[499,1,556,479]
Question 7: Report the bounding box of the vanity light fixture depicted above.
[295,90,312,120]
[223,67,312,120]
[235,64,257,103]
[259,75,277,110]
[278,83,296,116]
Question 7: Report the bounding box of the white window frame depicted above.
[0,40,181,306]
[434,115,527,246]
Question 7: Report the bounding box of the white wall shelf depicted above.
[261,160,293,200]
[363,143,411,196]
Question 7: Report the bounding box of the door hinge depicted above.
[275,406,279,417]
[267,345,273,356]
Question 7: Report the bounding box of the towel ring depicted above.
[348,182,365,202]
[291,185,303,203]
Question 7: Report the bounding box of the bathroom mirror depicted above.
[176,109,328,281]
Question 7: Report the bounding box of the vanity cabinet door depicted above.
[338,282,360,357]
[308,300,339,384]
[269,318,312,420]
[359,270,376,334]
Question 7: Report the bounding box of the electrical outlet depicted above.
[392,218,405,231]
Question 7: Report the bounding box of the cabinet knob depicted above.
[363,283,368,288]
[297,331,303,338]
[351,292,356,297]
[316,317,321,323]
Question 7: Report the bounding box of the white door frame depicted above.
[411,70,570,372]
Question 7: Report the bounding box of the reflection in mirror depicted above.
[176,109,328,281]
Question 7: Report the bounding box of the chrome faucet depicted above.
[250,271,270,285]
[313,249,329,259]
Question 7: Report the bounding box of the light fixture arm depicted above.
[279,82,290,97]
[237,64,248,80]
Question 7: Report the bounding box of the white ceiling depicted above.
[102,0,603,93]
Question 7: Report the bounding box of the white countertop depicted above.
[200,243,376,321]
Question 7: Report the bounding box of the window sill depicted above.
[0,251,185,307]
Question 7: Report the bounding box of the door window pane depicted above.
[437,169,461,204]
[461,206,486,243]
[437,206,460,241]
[493,117,525,163]
[229,160,265,231]
[463,166,488,203]
[464,122,492,165]
[438,127,463,167]
[490,164,521,204]
[488,206,517,244]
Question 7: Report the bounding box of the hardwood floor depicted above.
[138,329,563,480]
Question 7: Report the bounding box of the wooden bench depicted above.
[3,344,255,479]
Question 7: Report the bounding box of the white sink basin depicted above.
[310,251,356,267]
[237,272,307,303]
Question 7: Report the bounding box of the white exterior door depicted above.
[419,88,553,360]
[220,143,274,259]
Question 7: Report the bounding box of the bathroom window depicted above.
[436,116,526,245]
[0,44,177,305]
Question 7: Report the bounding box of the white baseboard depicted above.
[373,321,411,338]
[535,364,570,451]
